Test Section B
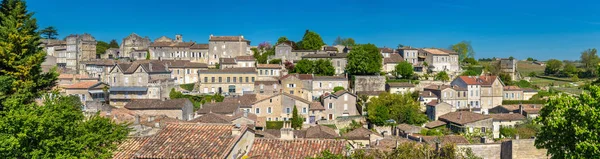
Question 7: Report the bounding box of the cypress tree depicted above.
[291,105,303,129]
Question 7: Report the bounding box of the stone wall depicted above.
[501,139,549,159]
[457,143,502,159]
[354,76,385,92]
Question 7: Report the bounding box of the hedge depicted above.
[266,121,285,129]
[535,75,573,82]
[502,100,547,105]
[180,83,195,91]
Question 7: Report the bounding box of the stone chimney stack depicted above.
[280,122,294,140]
[149,62,153,72]
[232,124,242,136]
[519,105,523,115]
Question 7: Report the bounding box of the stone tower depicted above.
[175,34,182,42]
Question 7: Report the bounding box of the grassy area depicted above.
[516,61,590,91]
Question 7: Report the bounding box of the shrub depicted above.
[180,83,195,91]
[500,127,517,138]
[266,121,285,129]
[333,86,345,92]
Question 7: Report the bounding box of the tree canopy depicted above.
[333,36,355,46]
[108,39,119,48]
[544,59,563,75]
[435,71,450,82]
[293,59,314,74]
[580,48,599,77]
[293,59,335,76]
[40,26,58,39]
[451,41,475,63]
[276,36,288,45]
[367,92,428,126]
[394,61,414,79]
[346,44,382,76]
[298,30,325,50]
[96,41,109,54]
[535,85,600,158]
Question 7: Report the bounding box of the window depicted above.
[470,90,473,97]
[226,77,230,83]
[511,93,514,98]
[269,98,272,103]
[218,77,222,83]
[113,77,116,83]
[344,104,348,110]
[302,107,307,114]
[259,70,263,75]
[125,77,129,84]
[267,107,272,114]
[187,69,190,74]
[328,103,333,109]
[138,77,142,83]
[252,77,255,82]
[260,84,264,90]
[476,91,479,96]
[273,84,277,89]
[270,70,274,75]
[239,77,242,83]
[267,118,271,121]
[204,77,208,83]
[319,82,322,88]
[505,93,508,98]
[245,77,249,83]
[286,108,291,114]
[288,84,295,88]
[344,95,348,101]
[458,101,461,107]
[211,77,215,83]
[290,90,294,94]
[255,108,260,114]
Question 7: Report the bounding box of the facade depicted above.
[255,80,280,96]
[198,67,257,94]
[503,86,524,101]
[387,82,415,94]
[65,33,97,71]
[149,35,209,63]
[108,61,175,107]
[353,76,386,93]
[163,60,208,85]
[101,48,120,59]
[257,64,283,79]
[207,35,251,66]
[235,55,256,68]
[63,81,107,106]
[498,58,519,81]
[120,33,151,58]
[124,98,194,121]
[399,47,420,65]
[272,42,316,62]
[81,59,120,83]
[424,85,469,110]
[426,100,453,121]
[311,76,349,99]
[382,54,404,73]
[280,73,313,100]
[321,91,359,120]
[302,53,348,75]
[451,76,504,114]
[421,48,460,73]
[523,88,538,100]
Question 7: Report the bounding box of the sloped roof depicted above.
[190,43,209,49]
[457,76,499,86]
[64,81,105,89]
[124,99,191,110]
[379,47,394,53]
[323,46,339,51]
[309,102,325,110]
[396,123,423,132]
[189,113,232,123]
[113,137,150,159]
[220,58,236,64]
[248,138,346,159]
[313,76,347,81]
[488,113,526,121]
[305,125,339,139]
[439,111,490,125]
[504,85,522,91]
[424,120,447,129]
[387,82,415,88]
[342,127,380,140]
[281,73,313,80]
[256,64,281,69]
[421,48,457,55]
[236,55,256,61]
[209,35,249,42]
[149,41,194,47]
[302,53,347,58]
[383,54,404,64]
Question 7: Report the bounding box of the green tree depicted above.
[291,105,303,129]
[544,59,563,75]
[526,57,536,61]
[529,72,537,77]
[499,73,513,85]
[276,36,288,45]
[562,62,578,77]
[535,85,600,158]
[96,41,109,54]
[108,39,119,48]
[215,62,220,69]
[333,86,345,92]
[367,93,427,126]
[435,71,450,82]
[314,59,335,76]
[40,26,58,39]
[269,58,282,64]
[346,44,382,76]
[462,57,478,65]
[294,59,314,74]
[394,61,414,79]
[298,30,325,50]
[580,48,599,76]
[146,51,150,60]
[451,41,475,63]
[333,36,355,46]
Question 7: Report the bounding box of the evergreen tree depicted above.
[291,105,303,129]
[108,39,119,48]
[146,51,150,60]
[40,26,58,39]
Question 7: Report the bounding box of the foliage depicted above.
[215,62,220,69]
[333,86,345,92]
[461,128,493,144]
[294,59,335,76]
[294,59,314,74]
[333,36,355,46]
[146,51,150,60]
[478,58,493,61]
[462,57,478,65]
[526,57,537,61]
[461,65,482,76]
[528,72,537,77]
[180,83,195,91]
[291,106,303,129]
[514,80,533,88]
[284,60,294,72]
[170,88,224,110]
[252,47,275,64]
[40,26,58,39]
[346,44,382,76]
[269,58,282,64]
[394,61,414,79]
[298,30,325,50]
[435,71,450,82]
[451,41,475,63]
[311,142,483,159]
[498,73,512,85]
[561,62,578,77]
[367,93,427,126]
[108,39,119,48]
[339,120,363,135]
[96,41,109,54]
[265,121,285,129]
[483,61,501,75]
[419,128,446,136]
[276,36,288,45]
[499,127,517,138]
[515,118,540,139]
[544,59,563,75]
[535,85,600,158]
[580,48,599,77]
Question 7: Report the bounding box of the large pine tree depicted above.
[0,0,129,158]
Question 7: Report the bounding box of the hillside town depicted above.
[38,31,557,159]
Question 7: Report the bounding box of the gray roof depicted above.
[110,87,148,92]
[302,53,347,58]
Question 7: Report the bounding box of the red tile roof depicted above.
[457,76,499,86]
[64,81,103,89]
[248,138,346,159]
[113,137,150,159]
[309,102,325,110]
[503,85,522,91]
[124,99,191,110]
[383,54,404,64]
[439,111,490,125]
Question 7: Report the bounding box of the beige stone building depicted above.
[162,60,208,85]
[207,35,251,66]
[280,73,313,100]
[255,80,280,96]
[387,82,415,94]
[451,76,504,114]
[503,86,524,101]
[120,33,151,58]
[310,76,348,99]
[124,98,194,121]
[488,113,526,138]
[425,100,452,121]
[302,53,348,75]
[320,91,359,120]
[63,81,108,106]
[81,59,120,83]
[198,67,257,95]
[65,33,97,72]
[149,35,209,63]
[257,64,283,79]
[108,61,175,107]
[382,54,404,74]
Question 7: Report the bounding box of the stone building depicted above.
[80,59,120,83]
[108,60,175,107]
[439,111,494,135]
[163,60,208,85]
[207,35,251,66]
[354,76,386,93]
[451,76,504,114]
[301,53,348,75]
[387,82,415,94]
[257,64,283,79]
[124,98,194,121]
[65,33,97,71]
[120,33,151,58]
[255,80,280,96]
[503,86,524,101]
[310,76,348,99]
[421,48,460,73]
[198,67,257,95]
[148,35,209,63]
[320,90,359,120]
[280,73,313,100]
[63,81,108,106]
[426,100,453,121]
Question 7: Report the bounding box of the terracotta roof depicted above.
[424,120,447,128]
[356,91,386,96]
[248,138,346,159]
[421,48,457,55]
[523,108,541,114]
[379,47,394,53]
[457,76,499,86]
[236,55,256,61]
[133,123,247,158]
[305,125,339,139]
[64,81,104,89]
[488,113,526,121]
[199,67,256,73]
[342,127,380,140]
[113,137,150,159]
[387,82,415,88]
[220,58,236,64]
[419,91,438,98]
[439,111,491,125]
[282,93,312,105]
[209,35,249,42]
[396,123,423,132]
[256,64,281,69]
[504,86,522,91]
[189,113,232,123]
[309,102,325,110]
[313,76,347,81]
[302,53,347,58]
[197,95,260,114]
[383,54,404,64]
[124,99,191,110]
[190,43,209,49]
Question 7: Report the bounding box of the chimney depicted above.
[232,124,242,136]
[134,115,140,125]
[459,112,462,120]
[280,122,294,140]
[519,105,523,115]
[149,62,153,72]
[243,110,248,117]
[429,92,432,96]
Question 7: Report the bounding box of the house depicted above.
[190,112,258,128]
[503,86,524,100]
[398,46,420,66]
[120,33,151,59]
[387,82,415,94]
[254,80,280,96]
[124,98,194,121]
[488,113,526,138]
[247,138,346,159]
[425,100,453,121]
[311,76,349,99]
[280,73,313,100]
[451,75,504,114]
[272,42,317,63]
[488,104,543,116]
[396,123,424,135]
[100,48,120,59]
[281,93,313,123]
[80,59,120,83]
[419,91,438,108]
[382,53,404,74]
[522,88,538,100]
[424,120,447,129]
[65,33,97,71]
[439,111,493,134]
[379,47,394,58]
[309,102,326,124]
[498,58,519,80]
[198,67,257,95]
[342,127,383,148]
[148,35,210,63]
[424,84,468,110]
[113,123,255,159]
[257,64,283,78]
[421,48,460,73]
[251,94,285,122]
[63,81,108,106]
[56,73,99,88]
[108,60,175,107]
[321,90,359,120]
[302,53,348,75]
[207,35,252,66]
[162,60,208,84]
[219,58,237,68]
[235,55,256,67]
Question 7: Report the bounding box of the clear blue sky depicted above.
[28,0,600,60]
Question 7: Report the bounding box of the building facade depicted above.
[207,35,251,66]
[120,33,151,58]
[198,68,257,95]
[108,61,174,107]
[65,33,97,71]
[451,76,504,114]
[302,53,348,75]
[421,48,460,73]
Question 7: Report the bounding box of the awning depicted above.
[88,90,104,94]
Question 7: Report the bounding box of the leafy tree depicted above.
[394,61,413,79]
[561,62,578,77]
[269,58,281,64]
[535,85,600,158]
[108,39,119,48]
[461,70,479,76]
[258,41,272,50]
[544,59,563,75]
[580,48,599,76]
[435,71,450,82]
[40,26,58,39]
[499,73,513,85]
[293,59,314,74]
[314,59,335,76]
[284,60,294,72]
[346,44,382,76]
[291,105,303,129]
[528,72,537,77]
[367,93,427,126]
[96,41,109,54]
[276,36,288,45]
[146,51,150,60]
[333,36,355,46]
[451,41,475,63]
[526,57,536,61]
[298,30,325,50]
[500,127,517,138]
[462,57,478,65]
[333,86,345,92]
[215,62,220,69]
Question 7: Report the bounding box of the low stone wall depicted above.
[501,139,549,159]
[457,143,502,159]
[318,116,366,129]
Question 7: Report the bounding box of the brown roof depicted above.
[383,54,404,64]
[387,82,415,88]
[426,100,439,106]
[356,91,386,96]
[113,137,150,159]
[379,47,393,53]
[302,53,347,58]
[421,48,458,55]
[457,76,499,86]
[488,113,526,121]
[133,123,247,158]
[114,60,171,73]
[248,138,346,159]
[419,91,438,98]
[504,85,522,91]
[281,73,313,80]
[282,93,312,105]
[190,43,209,49]
[57,74,93,79]
[424,120,447,128]
[309,102,325,110]
[64,81,104,89]
[236,55,256,61]
[209,35,249,42]
[200,67,257,73]
[396,123,423,132]
[342,127,380,140]
[305,125,339,139]
[420,135,469,146]
[439,112,491,125]
[124,99,191,110]
[189,113,232,123]
[313,76,347,81]
[197,102,240,115]
[220,58,236,64]
[256,64,281,69]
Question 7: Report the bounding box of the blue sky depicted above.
[28,0,600,60]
